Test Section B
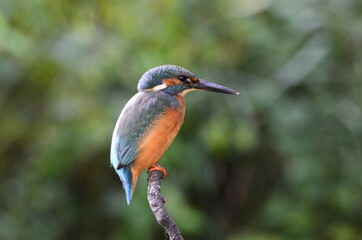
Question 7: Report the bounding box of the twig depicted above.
[147,170,184,240]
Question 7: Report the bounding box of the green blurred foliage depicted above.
[1,0,361,239]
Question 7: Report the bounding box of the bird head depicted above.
[137,65,239,96]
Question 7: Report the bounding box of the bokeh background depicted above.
[1,0,362,239]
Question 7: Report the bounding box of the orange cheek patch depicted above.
[191,78,199,83]
[162,78,183,86]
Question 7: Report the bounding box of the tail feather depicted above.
[116,165,133,205]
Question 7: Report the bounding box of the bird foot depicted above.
[148,164,167,179]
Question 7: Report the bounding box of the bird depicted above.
[110,65,239,205]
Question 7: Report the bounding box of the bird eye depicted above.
[184,79,192,84]
[178,76,187,81]
[178,75,192,84]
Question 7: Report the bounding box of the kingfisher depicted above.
[110,65,239,205]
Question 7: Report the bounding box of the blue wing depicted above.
[110,91,177,204]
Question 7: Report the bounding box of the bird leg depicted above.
[148,163,167,179]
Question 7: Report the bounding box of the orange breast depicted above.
[131,96,185,186]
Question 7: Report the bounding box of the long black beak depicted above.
[193,79,239,95]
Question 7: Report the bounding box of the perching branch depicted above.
[147,170,184,240]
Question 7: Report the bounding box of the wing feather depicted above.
[110,92,171,170]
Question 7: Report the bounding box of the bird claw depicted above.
[148,164,167,178]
